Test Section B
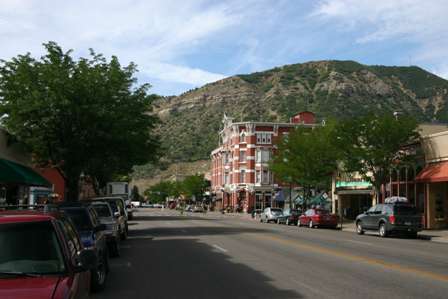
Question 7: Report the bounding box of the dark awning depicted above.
[416,161,448,183]
[0,158,51,187]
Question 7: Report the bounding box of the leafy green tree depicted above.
[180,174,208,201]
[0,42,159,199]
[335,114,419,201]
[144,180,180,203]
[271,122,340,208]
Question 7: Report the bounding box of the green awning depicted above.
[0,158,51,187]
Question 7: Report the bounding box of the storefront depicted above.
[416,161,448,229]
[0,158,51,206]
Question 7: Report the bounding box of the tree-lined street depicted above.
[95,209,448,299]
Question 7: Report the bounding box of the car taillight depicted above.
[389,215,395,224]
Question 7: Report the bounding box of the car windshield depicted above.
[0,221,65,275]
[93,204,112,217]
[106,201,118,213]
[62,208,93,231]
[271,209,283,215]
[394,205,417,215]
[315,210,330,215]
[290,209,299,215]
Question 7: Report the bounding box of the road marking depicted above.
[213,244,228,253]
[127,235,154,240]
[111,262,132,268]
[346,240,372,246]
[252,234,448,283]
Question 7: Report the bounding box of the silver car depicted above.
[90,201,121,257]
[260,207,283,223]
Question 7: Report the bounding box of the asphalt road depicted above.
[93,209,448,299]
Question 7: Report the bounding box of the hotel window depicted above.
[262,169,270,184]
[240,131,246,143]
[256,170,261,183]
[240,168,246,183]
[239,150,246,162]
[256,132,272,144]
[256,149,271,163]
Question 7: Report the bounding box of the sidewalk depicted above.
[341,221,448,244]
[208,211,448,244]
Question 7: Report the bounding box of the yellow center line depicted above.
[251,233,448,283]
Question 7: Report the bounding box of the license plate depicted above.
[405,221,411,225]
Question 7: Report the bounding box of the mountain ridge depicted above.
[152,60,448,164]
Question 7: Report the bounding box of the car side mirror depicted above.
[114,211,120,217]
[76,249,97,271]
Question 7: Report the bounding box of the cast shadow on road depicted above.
[130,226,270,237]
[132,215,218,221]
[93,237,303,299]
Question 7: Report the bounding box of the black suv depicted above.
[355,202,423,238]
[58,203,109,291]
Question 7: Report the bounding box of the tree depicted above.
[180,174,208,201]
[271,122,340,209]
[0,42,159,199]
[144,180,180,203]
[335,114,419,202]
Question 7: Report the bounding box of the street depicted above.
[94,209,448,299]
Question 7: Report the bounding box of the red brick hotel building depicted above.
[211,111,316,212]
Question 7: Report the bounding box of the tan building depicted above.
[415,130,448,229]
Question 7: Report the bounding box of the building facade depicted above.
[331,124,448,229]
[210,112,316,213]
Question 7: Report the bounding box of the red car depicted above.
[0,210,97,299]
[299,208,338,229]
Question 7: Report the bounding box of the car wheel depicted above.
[379,223,388,238]
[309,220,314,228]
[260,217,263,223]
[91,254,107,292]
[110,240,120,258]
[286,219,290,225]
[356,221,365,235]
[408,232,418,239]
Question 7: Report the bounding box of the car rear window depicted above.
[93,204,112,217]
[394,205,417,215]
[62,208,93,231]
[0,221,65,275]
[315,210,330,215]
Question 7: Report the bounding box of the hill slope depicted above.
[153,60,448,163]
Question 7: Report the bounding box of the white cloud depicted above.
[0,0,243,93]
[144,62,225,85]
[312,0,448,78]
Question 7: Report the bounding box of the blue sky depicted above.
[1,0,447,95]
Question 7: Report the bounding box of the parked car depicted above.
[153,203,164,209]
[184,205,193,212]
[277,208,300,225]
[58,203,109,292]
[355,198,422,238]
[90,201,121,257]
[299,208,338,228]
[90,197,129,240]
[260,207,283,223]
[193,206,204,213]
[0,209,97,299]
[251,209,263,219]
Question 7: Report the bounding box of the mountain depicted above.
[152,60,448,163]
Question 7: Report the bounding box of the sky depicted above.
[0,0,447,96]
